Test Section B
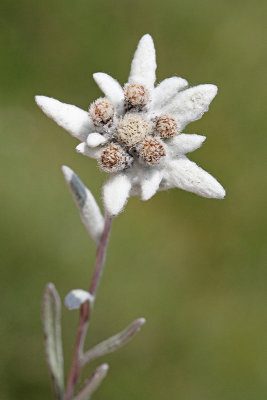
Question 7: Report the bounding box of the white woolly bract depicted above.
[128,34,156,90]
[64,289,94,310]
[151,77,188,110]
[87,132,107,147]
[103,173,132,216]
[35,96,94,141]
[139,168,163,201]
[93,73,124,113]
[162,84,218,129]
[62,166,104,243]
[162,157,226,199]
[76,142,102,159]
[167,134,206,155]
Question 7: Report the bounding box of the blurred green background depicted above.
[0,0,266,399]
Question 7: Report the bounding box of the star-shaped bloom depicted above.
[36,34,225,216]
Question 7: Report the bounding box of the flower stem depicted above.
[65,215,113,400]
[89,215,113,297]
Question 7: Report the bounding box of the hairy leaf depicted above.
[82,318,146,365]
[62,166,104,244]
[42,283,65,400]
[73,364,109,400]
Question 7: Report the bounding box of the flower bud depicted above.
[124,83,149,110]
[89,98,114,126]
[99,143,132,173]
[155,114,178,139]
[138,136,166,165]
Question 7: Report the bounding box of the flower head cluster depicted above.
[36,34,225,216]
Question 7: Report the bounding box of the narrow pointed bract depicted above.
[162,84,218,129]
[151,77,188,109]
[76,142,102,159]
[86,132,107,147]
[103,173,132,216]
[128,34,157,89]
[139,169,163,201]
[93,73,124,112]
[167,134,206,156]
[162,158,226,199]
[35,96,94,141]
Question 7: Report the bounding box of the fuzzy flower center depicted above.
[116,114,151,148]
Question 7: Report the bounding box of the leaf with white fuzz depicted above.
[93,73,124,112]
[167,134,206,156]
[64,289,94,310]
[76,142,102,159]
[128,34,156,89]
[162,84,218,129]
[82,318,146,365]
[73,364,109,400]
[42,283,64,400]
[151,77,188,110]
[102,173,132,216]
[35,96,94,141]
[162,157,226,199]
[62,166,104,243]
[86,132,107,147]
[139,169,163,201]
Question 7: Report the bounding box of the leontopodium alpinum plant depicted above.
[36,34,225,400]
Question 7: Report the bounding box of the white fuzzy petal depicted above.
[151,77,188,110]
[76,142,102,159]
[162,157,225,199]
[87,132,107,147]
[139,169,163,201]
[64,289,94,310]
[62,166,105,243]
[167,134,206,156]
[102,173,132,216]
[93,73,124,112]
[162,84,218,129]
[128,34,156,89]
[35,96,94,141]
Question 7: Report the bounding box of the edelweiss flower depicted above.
[36,34,225,216]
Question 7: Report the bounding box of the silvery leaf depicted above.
[62,166,104,244]
[73,364,109,400]
[82,318,146,365]
[42,283,65,400]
